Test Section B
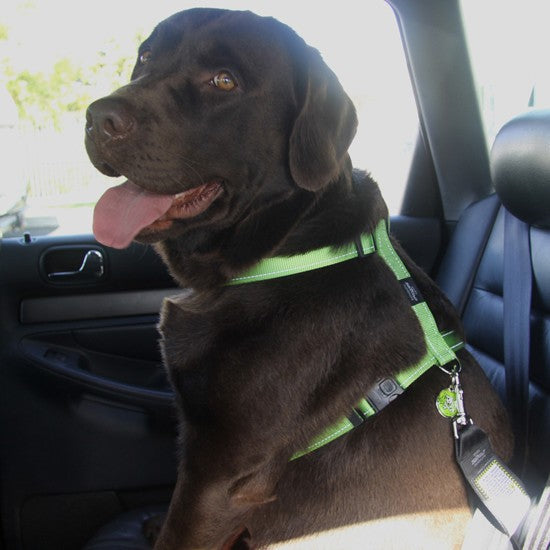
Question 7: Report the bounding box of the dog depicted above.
[85,8,513,549]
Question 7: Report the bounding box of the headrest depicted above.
[491,109,550,229]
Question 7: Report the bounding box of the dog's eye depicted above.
[211,72,236,91]
[139,51,152,65]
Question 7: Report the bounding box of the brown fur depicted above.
[85,8,512,549]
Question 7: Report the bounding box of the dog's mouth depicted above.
[93,179,224,249]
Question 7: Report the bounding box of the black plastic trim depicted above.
[20,288,182,324]
[20,337,174,407]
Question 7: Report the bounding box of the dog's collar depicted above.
[229,219,464,459]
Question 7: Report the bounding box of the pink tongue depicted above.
[93,180,173,249]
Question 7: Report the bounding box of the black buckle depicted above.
[355,236,366,258]
[366,377,404,412]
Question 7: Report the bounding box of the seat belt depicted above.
[462,209,537,549]
[502,208,532,475]
[522,475,550,549]
[502,210,550,550]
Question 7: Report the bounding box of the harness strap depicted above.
[228,233,375,285]
[291,220,462,460]
[227,218,462,460]
[291,327,463,460]
[373,220,459,372]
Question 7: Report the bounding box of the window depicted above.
[460,0,550,148]
[1,0,418,239]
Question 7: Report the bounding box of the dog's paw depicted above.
[222,527,253,550]
[142,513,165,547]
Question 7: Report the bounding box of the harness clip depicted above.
[451,371,472,438]
[438,359,461,377]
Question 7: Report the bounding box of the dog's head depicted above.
[86,8,357,268]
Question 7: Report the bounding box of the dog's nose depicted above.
[86,97,136,141]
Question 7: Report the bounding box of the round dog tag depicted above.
[436,388,458,418]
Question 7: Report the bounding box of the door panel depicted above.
[0,235,178,550]
[19,289,174,324]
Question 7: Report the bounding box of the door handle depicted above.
[47,249,105,282]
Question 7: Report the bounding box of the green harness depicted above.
[229,219,464,460]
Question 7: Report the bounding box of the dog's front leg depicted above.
[153,450,280,550]
[152,473,221,550]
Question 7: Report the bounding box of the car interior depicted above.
[0,0,548,549]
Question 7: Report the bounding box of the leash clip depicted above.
[450,370,471,439]
[435,360,472,438]
[438,359,461,376]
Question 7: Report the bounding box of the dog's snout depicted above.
[86,97,136,141]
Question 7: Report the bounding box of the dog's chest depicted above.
[159,295,219,368]
[158,295,225,421]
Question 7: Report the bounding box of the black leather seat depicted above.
[84,109,550,548]
[437,109,550,492]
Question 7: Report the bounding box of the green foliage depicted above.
[3,32,142,130]
[7,58,86,129]
[0,23,9,41]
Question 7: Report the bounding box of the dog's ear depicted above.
[289,47,358,191]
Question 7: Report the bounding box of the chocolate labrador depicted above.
[85,8,513,549]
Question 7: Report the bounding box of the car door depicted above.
[0,234,182,549]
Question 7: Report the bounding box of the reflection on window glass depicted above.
[461,0,550,148]
[1,0,417,239]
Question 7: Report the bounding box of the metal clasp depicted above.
[438,359,461,377]
[450,370,471,439]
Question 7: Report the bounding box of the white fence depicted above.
[12,123,114,205]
